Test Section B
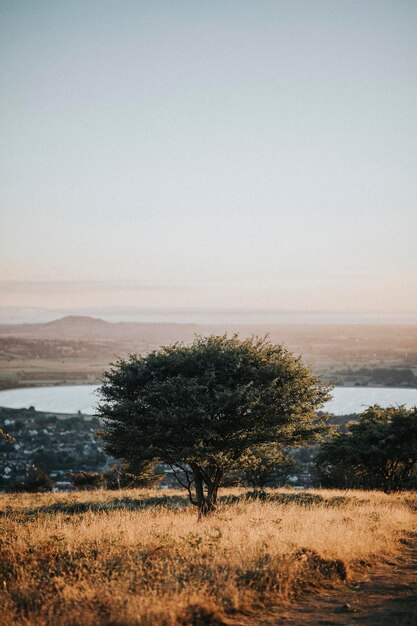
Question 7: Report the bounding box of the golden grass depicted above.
[1,488,415,626]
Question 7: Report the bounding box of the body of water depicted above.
[0,384,416,416]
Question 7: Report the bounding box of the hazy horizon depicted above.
[1,1,416,314]
[1,304,417,326]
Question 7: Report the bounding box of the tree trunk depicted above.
[194,469,207,518]
[206,482,218,512]
[193,468,219,518]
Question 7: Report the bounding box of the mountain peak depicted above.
[44,315,111,328]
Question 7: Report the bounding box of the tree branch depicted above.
[168,462,198,506]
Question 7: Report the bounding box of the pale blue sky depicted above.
[1,1,416,312]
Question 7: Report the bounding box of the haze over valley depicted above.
[0,314,416,391]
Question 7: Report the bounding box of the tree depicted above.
[316,405,417,492]
[67,470,105,490]
[13,466,53,493]
[244,448,297,489]
[104,460,163,489]
[98,335,331,516]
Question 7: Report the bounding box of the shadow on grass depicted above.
[1,494,192,517]
[1,490,371,517]
[242,490,325,506]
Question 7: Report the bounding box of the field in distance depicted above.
[1,488,416,626]
[1,315,417,390]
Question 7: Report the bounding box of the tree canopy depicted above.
[316,405,417,492]
[98,335,331,514]
[13,465,52,493]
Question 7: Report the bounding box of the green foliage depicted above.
[104,460,162,489]
[68,462,162,491]
[243,448,297,489]
[98,335,330,513]
[67,470,105,490]
[316,405,417,492]
[12,466,53,493]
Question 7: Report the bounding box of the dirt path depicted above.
[233,535,417,626]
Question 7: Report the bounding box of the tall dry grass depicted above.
[1,488,415,626]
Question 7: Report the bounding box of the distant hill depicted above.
[0,315,199,342]
[0,315,416,362]
[42,315,112,333]
[0,315,110,338]
[0,315,417,348]
[0,315,416,391]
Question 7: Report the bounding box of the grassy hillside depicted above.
[1,488,415,625]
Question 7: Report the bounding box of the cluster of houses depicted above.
[0,407,107,491]
[0,406,317,491]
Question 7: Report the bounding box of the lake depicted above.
[0,384,416,416]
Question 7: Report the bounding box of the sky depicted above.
[1,0,416,315]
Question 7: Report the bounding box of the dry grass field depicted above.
[1,488,416,626]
